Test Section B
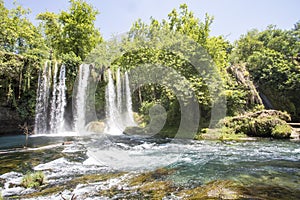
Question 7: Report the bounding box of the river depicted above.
[0,134,299,199]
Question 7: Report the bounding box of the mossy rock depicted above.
[125,168,176,199]
[129,168,175,186]
[123,126,148,135]
[220,110,292,139]
[180,180,245,199]
[21,172,125,199]
[271,124,292,139]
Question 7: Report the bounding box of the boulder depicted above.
[86,121,106,133]
[220,110,292,139]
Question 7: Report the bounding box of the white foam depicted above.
[30,131,79,137]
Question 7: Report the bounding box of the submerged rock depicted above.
[181,180,244,199]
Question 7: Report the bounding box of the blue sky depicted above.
[4,0,300,42]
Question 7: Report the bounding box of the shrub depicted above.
[272,124,292,139]
[21,171,45,188]
[219,110,292,139]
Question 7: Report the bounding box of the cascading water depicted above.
[105,68,136,135]
[49,63,58,132]
[55,64,67,132]
[73,64,90,132]
[105,69,121,134]
[48,63,67,134]
[116,68,122,112]
[35,62,67,134]
[34,61,51,134]
[124,71,136,126]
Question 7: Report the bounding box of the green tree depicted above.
[231,23,300,120]
[37,0,103,61]
[37,0,103,96]
[97,4,230,133]
[0,0,47,128]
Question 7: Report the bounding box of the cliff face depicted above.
[227,64,263,106]
[0,106,23,135]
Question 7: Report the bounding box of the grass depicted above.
[21,171,45,188]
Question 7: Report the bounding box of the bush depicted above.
[21,171,45,188]
[272,124,292,139]
[219,110,292,139]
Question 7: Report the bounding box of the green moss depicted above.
[21,185,65,199]
[120,168,176,199]
[138,181,173,199]
[219,110,292,139]
[69,172,125,186]
[179,180,244,200]
[129,168,174,186]
[21,171,45,188]
[272,124,292,139]
[219,132,249,141]
[21,172,125,199]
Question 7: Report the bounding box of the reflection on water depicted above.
[0,133,299,199]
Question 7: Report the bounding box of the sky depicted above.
[3,0,300,42]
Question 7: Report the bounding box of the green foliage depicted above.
[272,124,292,139]
[21,171,46,188]
[0,1,47,57]
[37,0,103,99]
[37,0,102,61]
[61,52,82,95]
[0,1,45,128]
[220,110,292,139]
[140,101,157,124]
[231,24,300,120]
[98,4,229,130]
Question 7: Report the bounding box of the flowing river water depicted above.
[0,133,299,199]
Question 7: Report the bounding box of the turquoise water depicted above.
[0,134,299,199]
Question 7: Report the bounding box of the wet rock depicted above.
[180,180,244,199]
[123,126,147,135]
[0,106,23,135]
[86,121,106,133]
[0,171,23,189]
[2,186,24,197]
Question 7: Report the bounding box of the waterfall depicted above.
[34,61,51,134]
[34,62,67,134]
[124,71,136,126]
[49,63,58,132]
[55,64,67,132]
[49,63,67,133]
[105,68,136,135]
[73,64,90,132]
[105,69,122,135]
[116,68,122,112]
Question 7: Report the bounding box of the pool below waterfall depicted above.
[0,133,299,199]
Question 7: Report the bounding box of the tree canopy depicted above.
[0,0,299,133]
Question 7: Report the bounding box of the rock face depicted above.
[0,106,23,135]
[227,65,263,106]
[220,110,292,139]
